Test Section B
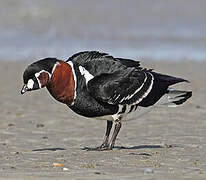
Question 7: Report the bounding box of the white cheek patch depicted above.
[27,79,34,89]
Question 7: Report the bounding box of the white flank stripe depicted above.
[132,72,154,105]
[119,72,147,103]
[125,105,131,114]
[79,66,94,84]
[112,105,124,120]
[117,105,124,114]
[67,61,77,103]
[108,94,121,104]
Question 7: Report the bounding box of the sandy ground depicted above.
[0,60,205,180]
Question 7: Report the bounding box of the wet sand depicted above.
[0,60,205,179]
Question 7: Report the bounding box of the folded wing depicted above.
[87,68,154,105]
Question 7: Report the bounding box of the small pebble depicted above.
[36,124,44,128]
[164,144,172,148]
[144,168,154,174]
[63,167,69,171]
[52,163,64,167]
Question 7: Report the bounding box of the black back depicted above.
[68,51,188,109]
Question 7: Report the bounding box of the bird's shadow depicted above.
[83,144,177,151]
[116,144,164,150]
[31,144,177,152]
[32,147,66,152]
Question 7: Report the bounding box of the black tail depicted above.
[152,72,189,86]
[138,72,191,107]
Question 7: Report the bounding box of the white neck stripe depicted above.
[52,62,60,74]
[67,61,77,104]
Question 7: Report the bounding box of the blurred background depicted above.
[0,0,206,61]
